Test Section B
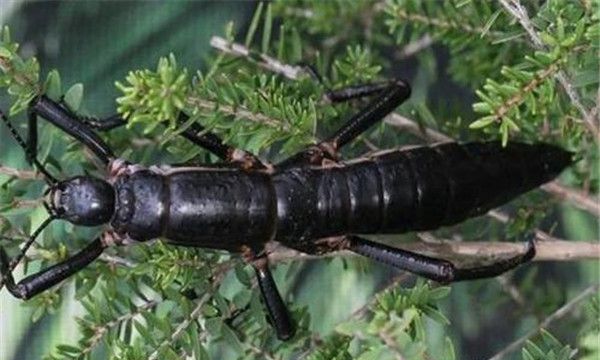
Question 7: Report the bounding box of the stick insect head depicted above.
[48,176,115,226]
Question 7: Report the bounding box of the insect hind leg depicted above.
[345,235,536,283]
[451,238,536,281]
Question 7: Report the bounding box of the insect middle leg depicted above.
[278,78,411,168]
[171,114,266,169]
[343,235,536,282]
[242,246,294,340]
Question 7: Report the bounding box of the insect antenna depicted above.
[0,108,57,185]
[0,215,55,291]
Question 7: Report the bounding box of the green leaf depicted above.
[501,121,509,146]
[444,337,456,360]
[472,102,493,114]
[480,10,501,39]
[0,46,12,58]
[44,70,62,99]
[335,318,367,335]
[429,286,451,300]
[422,305,450,325]
[245,2,263,47]
[540,32,558,47]
[55,345,81,354]
[469,116,496,129]
[234,263,251,287]
[63,83,84,111]
[262,3,273,53]
[356,347,383,360]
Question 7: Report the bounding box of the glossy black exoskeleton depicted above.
[0,78,571,340]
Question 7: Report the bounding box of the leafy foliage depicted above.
[470,1,596,145]
[332,282,454,360]
[384,0,527,86]
[522,330,577,360]
[116,54,190,130]
[0,26,40,114]
[0,1,597,360]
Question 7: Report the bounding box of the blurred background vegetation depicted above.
[0,1,598,359]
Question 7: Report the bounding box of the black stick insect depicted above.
[0,74,572,340]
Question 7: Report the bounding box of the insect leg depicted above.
[27,107,38,161]
[300,63,394,103]
[323,79,411,149]
[74,111,233,159]
[58,103,234,162]
[241,244,293,340]
[79,114,126,130]
[278,79,411,168]
[251,256,295,340]
[345,235,536,283]
[27,102,122,160]
[29,95,116,164]
[175,116,266,169]
[324,82,399,104]
[0,238,104,299]
[73,108,265,169]
[0,108,57,184]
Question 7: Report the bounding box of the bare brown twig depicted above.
[0,164,42,180]
[267,238,600,264]
[395,34,434,60]
[541,181,600,217]
[210,36,305,81]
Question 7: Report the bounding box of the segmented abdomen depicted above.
[273,142,571,243]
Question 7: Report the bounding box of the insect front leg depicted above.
[26,99,121,163]
[29,95,116,164]
[278,78,411,168]
[78,114,126,130]
[47,94,127,131]
[0,108,57,184]
[0,238,105,299]
[26,107,38,161]
[242,246,294,340]
[343,235,536,283]
[78,107,267,170]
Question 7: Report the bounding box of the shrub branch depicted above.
[487,283,599,360]
[498,0,599,137]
